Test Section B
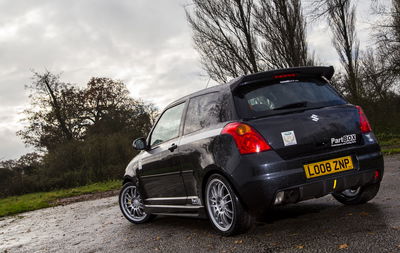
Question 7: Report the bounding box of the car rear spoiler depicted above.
[230,66,335,90]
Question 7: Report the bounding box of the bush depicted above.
[0,132,141,198]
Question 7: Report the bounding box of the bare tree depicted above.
[186,0,260,83]
[331,0,361,103]
[360,48,397,101]
[311,0,361,103]
[186,0,313,83]
[254,0,313,69]
[375,0,400,76]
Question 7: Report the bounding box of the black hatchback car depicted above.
[119,66,384,235]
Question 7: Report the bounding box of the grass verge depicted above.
[382,148,400,155]
[377,133,400,155]
[0,180,121,218]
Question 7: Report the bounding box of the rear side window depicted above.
[234,79,346,118]
[184,92,230,135]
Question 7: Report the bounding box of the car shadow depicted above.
[133,198,388,238]
[252,200,388,237]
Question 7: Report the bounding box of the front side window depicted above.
[150,103,185,147]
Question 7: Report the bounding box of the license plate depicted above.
[303,156,354,179]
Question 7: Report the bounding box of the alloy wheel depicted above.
[206,178,234,232]
[120,185,147,222]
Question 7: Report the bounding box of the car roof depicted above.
[165,66,335,109]
[165,79,235,108]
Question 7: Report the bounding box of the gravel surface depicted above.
[1,155,400,253]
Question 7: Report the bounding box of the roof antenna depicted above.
[205,77,211,88]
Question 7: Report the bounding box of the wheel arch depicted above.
[122,175,136,185]
[200,165,248,210]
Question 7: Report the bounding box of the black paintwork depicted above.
[138,138,187,201]
[122,66,384,218]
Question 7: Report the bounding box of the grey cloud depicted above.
[0,0,205,159]
[0,128,33,160]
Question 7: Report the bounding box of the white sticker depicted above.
[331,134,357,147]
[281,130,297,146]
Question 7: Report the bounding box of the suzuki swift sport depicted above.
[119,66,384,235]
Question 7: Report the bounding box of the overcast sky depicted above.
[0,0,387,160]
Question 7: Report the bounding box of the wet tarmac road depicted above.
[1,155,400,253]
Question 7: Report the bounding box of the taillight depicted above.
[373,170,380,180]
[221,122,271,154]
[356,106,372,133]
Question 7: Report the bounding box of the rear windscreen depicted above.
[234,79,347,119]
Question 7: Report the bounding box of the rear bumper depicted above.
[276,167,381,205]
[230,145,384,216]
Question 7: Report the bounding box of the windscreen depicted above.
[234,79,347,119]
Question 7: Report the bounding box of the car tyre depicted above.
[332,182,380,205]
[205,174,254,236]
[119,181,155,224]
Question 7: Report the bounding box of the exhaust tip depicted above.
[274,191,285,205]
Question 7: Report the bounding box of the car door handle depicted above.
[168,143,178,152]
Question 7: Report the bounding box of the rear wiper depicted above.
[273,101,308,110]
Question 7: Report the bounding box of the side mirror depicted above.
[132,137,147,151]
